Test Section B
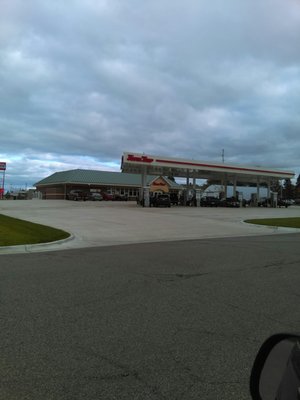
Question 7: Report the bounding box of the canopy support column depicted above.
[256,178,260,205]
[186,169,190,187]
[267,180,271,199]
[140,166,148,206]
[233,177,237,198]
[223,175,228,198]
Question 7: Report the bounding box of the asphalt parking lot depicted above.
[0,200,299,253]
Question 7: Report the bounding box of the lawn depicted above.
[245,217,300,229]
[0,214,70,246]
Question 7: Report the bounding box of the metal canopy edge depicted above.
[121,152,294,184]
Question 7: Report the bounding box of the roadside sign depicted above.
[0,162,6,171]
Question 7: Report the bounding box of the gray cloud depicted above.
[0,0,300,188]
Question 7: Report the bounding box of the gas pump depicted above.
[195,189,201,207]
[271,192,278,208]
[143,187,150,207]
[251,193,257,207]
[182,189,188,206]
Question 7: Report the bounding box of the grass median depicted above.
[245,217,300,229]
[0,214,70,246]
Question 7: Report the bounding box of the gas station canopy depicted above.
[121,152,295,186]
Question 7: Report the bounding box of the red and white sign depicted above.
[0,162,6,171]
[127,154,154,163]
[152,182,166,186]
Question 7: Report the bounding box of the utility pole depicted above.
[222,149,225,163]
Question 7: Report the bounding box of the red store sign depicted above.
[127,154,154,163]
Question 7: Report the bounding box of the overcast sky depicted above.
[1,0,300,188]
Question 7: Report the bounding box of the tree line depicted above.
[273,175,300,200]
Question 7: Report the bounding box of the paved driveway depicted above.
[0,200,299,253]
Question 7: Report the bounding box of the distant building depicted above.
[34,169,182,200]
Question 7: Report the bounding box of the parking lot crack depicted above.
[136,272,209,283]
[75,346,169,400]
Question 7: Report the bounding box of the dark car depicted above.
[87,192,103,201]
[113,194,128,201]
[277,199,290,208]
[257,197,270,207]
[219,197,240,208]
[170,193,179,206]
[67,190,88,201]
[200,196,221,207]
[151,194,171,207]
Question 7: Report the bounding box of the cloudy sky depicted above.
[1,0,300,188]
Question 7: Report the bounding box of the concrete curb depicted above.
[241,219,300,234]
[0,233,75,255]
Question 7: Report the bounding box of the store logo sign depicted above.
[127,154,154,163]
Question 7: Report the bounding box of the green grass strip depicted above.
[245,217,300,229]
[0,214,70,246]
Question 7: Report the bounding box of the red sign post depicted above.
[0,162,6,199]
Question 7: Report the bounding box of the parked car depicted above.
[113,194,128,201]
[283,199,295,206]
[151,194,171,207]
[277,199,291,208]
[200,196,221,207]
[101,192,114,201]
[87,193,103,201]
[219,197,240,208]
[170,193,179,206]
[257,197,270,207]
[242,199,251,207]
[67,190,88,201]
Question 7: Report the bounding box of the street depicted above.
[1,234,300,399]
